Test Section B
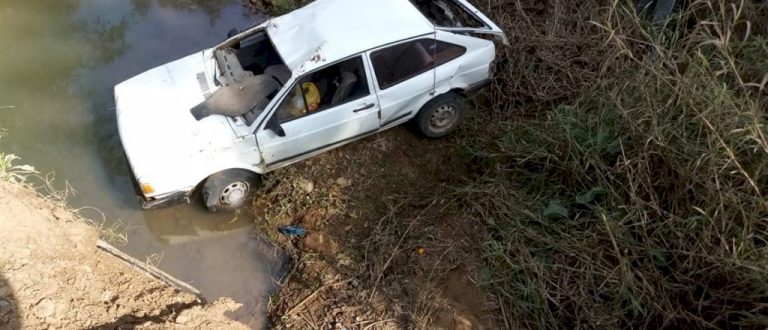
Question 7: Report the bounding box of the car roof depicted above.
[267,0,435,75]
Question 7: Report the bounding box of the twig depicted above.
[368,199,438,300]
[96,240,204,301]
[285,285,326,316]
[362,318,397,330]
[285,279,349,316]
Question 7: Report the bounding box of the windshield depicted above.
[191,75,281,125]
[214,30,288,87]
[196,29,289,125]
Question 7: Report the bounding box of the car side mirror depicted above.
[266,115,286,137]
[227,28,239,39]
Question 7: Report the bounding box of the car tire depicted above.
[202,169,259,212]
[415,93,466,138]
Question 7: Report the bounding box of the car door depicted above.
[256,55,380,169]
[367,37,437,128]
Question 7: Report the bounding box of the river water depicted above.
[0,1,281,327]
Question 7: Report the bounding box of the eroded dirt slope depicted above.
[0,181,248,329]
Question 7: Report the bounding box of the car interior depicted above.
[233,31,286,79]
[371,40,435,89]
[411,0,487,28]
[276,56,370,123]
[305,56,369,111]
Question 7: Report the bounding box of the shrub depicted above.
[462,0,768,327]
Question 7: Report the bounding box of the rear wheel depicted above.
[415,93,466,138]
[202,170,259,212]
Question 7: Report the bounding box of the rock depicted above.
[0,298,11,309]
[101,291,117,303]
[299,179,315,193]
[175,310,192,324]
[336,177,351,187]
[0,285,11,297]
[34,298,55,318]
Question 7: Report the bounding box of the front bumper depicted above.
[124,155,191,210]
[140,191,191,210]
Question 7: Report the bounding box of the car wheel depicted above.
[202,170,259,212]
[415,93,466,138]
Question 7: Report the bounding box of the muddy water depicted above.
[0,1,280,328]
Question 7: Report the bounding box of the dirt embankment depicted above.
[0,180,248,329]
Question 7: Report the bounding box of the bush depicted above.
[461,0,768,327]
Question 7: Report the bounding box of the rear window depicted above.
[370,39,466,90]
[411,0,489,29]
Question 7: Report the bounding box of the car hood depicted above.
[115,50,236,194]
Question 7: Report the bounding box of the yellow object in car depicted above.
[286,82,321,119]
[302,82,320,112]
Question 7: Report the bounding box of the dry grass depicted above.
[246,0,768,328]
[461,0,768,327]
[0,133,128,245]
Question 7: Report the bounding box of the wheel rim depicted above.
[429,104,458,133]
[219,181,249,208]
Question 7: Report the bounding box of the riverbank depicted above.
[0,170,248,329]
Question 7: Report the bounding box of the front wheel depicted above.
[202,170,259,212]
[415,93,466,138]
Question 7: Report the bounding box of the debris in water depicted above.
[278,225,307,237]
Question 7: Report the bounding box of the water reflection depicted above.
[0,1,276,328]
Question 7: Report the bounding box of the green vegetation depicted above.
[461,0,768,327]
[0,133,35,182]
[250,0,768,327]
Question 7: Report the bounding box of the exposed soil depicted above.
[0,180,248,329]
[252,126,499,329]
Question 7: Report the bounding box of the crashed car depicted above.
[114,0,507,212]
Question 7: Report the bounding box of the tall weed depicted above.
[463,0,768,327]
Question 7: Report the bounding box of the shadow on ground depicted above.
[0,273,20,330]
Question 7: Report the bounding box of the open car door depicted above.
[413,0,509,45]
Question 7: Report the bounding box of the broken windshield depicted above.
[214,30,288,86]
[196,30,289,125]
[191,74,281,125]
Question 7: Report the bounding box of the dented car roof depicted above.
[267,0,435,74]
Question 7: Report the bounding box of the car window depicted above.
[275,84,307,123]
[412,0,488,29]
[370,39,466,90]
[370,39,434,90]
[434,40,467,66]
[275,56,370,123]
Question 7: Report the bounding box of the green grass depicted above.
[459,0,768,327]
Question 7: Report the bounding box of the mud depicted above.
[0,180,247,329]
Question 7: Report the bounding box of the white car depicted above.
[115,0,507,211]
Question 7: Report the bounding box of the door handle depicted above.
[353,103,376,112]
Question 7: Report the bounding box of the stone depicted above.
[175,312,192,324]
[299,179,315,193]
[34,298,55,318]
[336,177,351,187]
